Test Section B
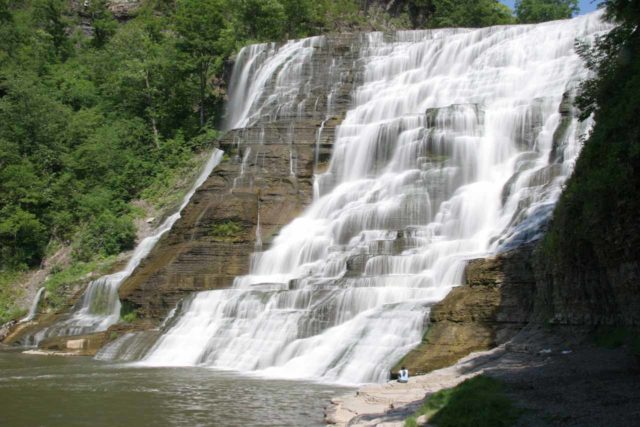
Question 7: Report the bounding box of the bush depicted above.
[73,212,136,261]
[210,220,244,240]
[405,375,521,427]
[44,257,117,310]
[0,207,47,269]
[0,270,27,323]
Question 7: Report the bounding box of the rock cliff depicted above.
[396,246,536,374]
[118,35,362,323]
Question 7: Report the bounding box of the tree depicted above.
[32,0,72,58]
[173,0,233,128]
[102,23,173,147]
[515,0,579,23]
[86,0,118,48]
[540,0,640,291]
[0,207,47,269]
[430,0,515,28]
[236,0,286,41]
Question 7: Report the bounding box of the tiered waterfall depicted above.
[122,14,607,384]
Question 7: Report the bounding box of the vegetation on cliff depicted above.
[539,0,639,324]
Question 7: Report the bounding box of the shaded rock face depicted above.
[396,246,536,374]
[396,239,639,376]
[533,253,640,327]
[119,35,362,323]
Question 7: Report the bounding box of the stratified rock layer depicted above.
[118,35,362,322]
[396,246,536,374]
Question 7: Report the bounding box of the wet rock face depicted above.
[37,332,109,356]
[396,246,536,374]
[119,36,362,323]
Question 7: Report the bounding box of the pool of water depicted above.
[0,350,352,426]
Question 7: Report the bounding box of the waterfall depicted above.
[20,287,45,323]
[137,14,609,384]
[28,150,224,344]
[225,36,326,130]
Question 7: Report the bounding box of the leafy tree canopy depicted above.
[515,0,579,23]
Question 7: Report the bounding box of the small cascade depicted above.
[255,210,263,251]
[19,287,45,323]
[233,147,252,190]
[314,119,328,173]
[131,14,610,384]
[27,150,224,345]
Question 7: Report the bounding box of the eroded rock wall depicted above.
[118,35,362,323]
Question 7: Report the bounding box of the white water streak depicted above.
[19,287,45,323]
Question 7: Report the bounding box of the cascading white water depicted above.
[226,36,326,130]
[29,150,224,344]
[140,14,610,384]
[19,287,45,323]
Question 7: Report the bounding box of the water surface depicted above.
[0,351,351,426]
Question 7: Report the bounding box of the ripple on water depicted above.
[0,352,352,427]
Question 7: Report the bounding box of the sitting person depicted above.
[398,366,409,383]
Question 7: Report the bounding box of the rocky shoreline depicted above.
[325,327,640,427]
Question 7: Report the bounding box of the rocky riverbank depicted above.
[326,327,640,426]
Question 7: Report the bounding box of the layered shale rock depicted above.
[396,246,536,374]
[118,35,362,323]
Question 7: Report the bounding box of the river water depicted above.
[0,351,350,426]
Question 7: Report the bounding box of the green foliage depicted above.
[405,375,521,427]
[119,299,139,323]
[32,0,73,58]
[542,0,640,279]
[121,311,137,323]
[236,0,286,41]
[44,256,116,309]
[86,0,118,48]
[0,207,47,269]
[0,270,27,323]
[429,0,515,28]
[515,0,578,23]
[210,220,244,240]
[0,1,227,271]
[174,0,232,127]
[73,212,136,262]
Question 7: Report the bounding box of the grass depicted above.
[121,311,137,323]
[0,270,28,324]
[44,256,118,310]
[404,375,521,427]
[210,220,244,241]
[140,150,211,213]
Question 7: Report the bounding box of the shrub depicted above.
[73,212,136,262]
[405,375,521,427]
[210,220,244,240]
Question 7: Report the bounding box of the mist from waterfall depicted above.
[137,13,609,384]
